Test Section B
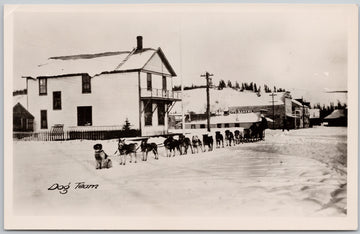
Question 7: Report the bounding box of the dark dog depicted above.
[93,144,112,169]
[164,136,181,157]
[225,130,235,146]
[140,139,158,161]
[215,131,224,148]
[259,116,268,140]
[243,128,251,142]
[234,130,243,144]
[116,138,138,165]
[179,134,193,154]
[192,135,203,153]
[250,123,260,141]
[202,134,214,151]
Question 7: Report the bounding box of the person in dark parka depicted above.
[260,115,268,140]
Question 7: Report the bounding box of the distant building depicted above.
[324,109,347,126]
[184,113,270,130]
[229,91,297,129]
[291,98,310,129]
[23,36,181,136]
[13,103,34,132]
[309,108,321,126]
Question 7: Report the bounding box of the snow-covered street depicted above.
[13,126,347,217]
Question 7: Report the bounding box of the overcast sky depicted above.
[12,4,352,105]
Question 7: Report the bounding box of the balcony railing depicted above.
[141,88,181,100]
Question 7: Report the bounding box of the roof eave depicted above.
[156,47,177,77]
[22,69,141,80]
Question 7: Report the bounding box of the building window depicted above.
[77,106,92,126]
[200,124,205,129]
[40,110,48,129]
[191,124,196,129]
[162,76,167,90]
[53,91,61,110]
[158,102,165,126]
[235,123,240,127]
[144,101,152,126]
[147,73,152,91]
[82,74,91,93]
[217,123,222,128]
[39,78,47,95]
[225,123,230,128]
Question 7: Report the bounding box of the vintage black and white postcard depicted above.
[4,3,358,230]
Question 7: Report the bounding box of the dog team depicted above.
[93,124,267,169]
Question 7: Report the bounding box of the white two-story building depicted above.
[23,36,181,136]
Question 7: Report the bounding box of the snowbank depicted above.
[12,126,347,217]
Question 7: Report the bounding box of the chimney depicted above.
[136,36,143,50]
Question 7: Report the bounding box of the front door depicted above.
[77,106,92,126]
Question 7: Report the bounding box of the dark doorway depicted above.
[144,101,152,126]
[40,110,48,129]
[158,102,165,126]
[77,106,92,126]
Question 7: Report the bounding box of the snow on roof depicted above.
[188,113,262,125]
[23,47,176,78]
[291,99,303,106]
[227,91,286,107]
[116,49,156,71]
[324,109,346,120]
[13,94,27,107]
[25,52,130,78]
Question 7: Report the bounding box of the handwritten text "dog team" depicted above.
[47,182,99,194]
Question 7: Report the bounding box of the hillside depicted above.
[13,94,27,108]
[171,88,285,114]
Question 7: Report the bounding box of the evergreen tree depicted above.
[235,81,240,90]
[172,85,181,91]
[336,100,347,109]
[330,102,335,111]
[241,83,245,92]
[254,83,257,92]
[227,80,232,88]
[257,85,261,96]
[123,118,131,131]
[218,80,226,90]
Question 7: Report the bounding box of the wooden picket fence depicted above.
[13,128,140,141]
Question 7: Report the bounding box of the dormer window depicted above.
[39,78,47,95]
[82,74,91,93]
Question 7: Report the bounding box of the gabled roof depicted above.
[291,99,303,106]
[13,103,34,119]
[23,47,176,79]
[324,109,346,120]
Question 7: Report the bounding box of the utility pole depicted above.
[269,92,277,129]
[201,72,213,132]
[302,97,305,128]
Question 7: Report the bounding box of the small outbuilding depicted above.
[13,102,34,132]
[324,109,347,126]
